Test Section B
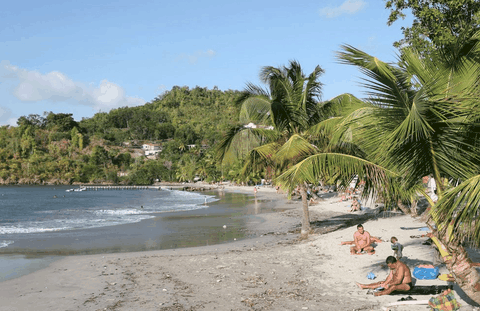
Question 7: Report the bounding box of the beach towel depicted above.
[428,289,460,311]
[367,272,376,280]
[389,285,453,295]
[413,266,440,279]
[438,274,454,282]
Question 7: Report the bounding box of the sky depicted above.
[0,0,413,126]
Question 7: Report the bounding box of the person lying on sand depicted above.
[356,256,413,296]
[350,224,375,255]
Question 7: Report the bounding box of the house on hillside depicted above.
[244,122,273,130]
[142,143,162,156]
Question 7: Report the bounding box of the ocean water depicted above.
[1,185,274,282]
[0,185,279,282]
[0,186,218,250]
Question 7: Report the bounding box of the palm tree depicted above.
[216,61,326,237]
[216,60,365,238]
[277,36,480,303]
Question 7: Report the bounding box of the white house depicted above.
[142,143,162,156]
[244,123,274,130]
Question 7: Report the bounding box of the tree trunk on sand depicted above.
[299,183,311,239]
[436,234,480,304]
[396,199,410,215]
[410,200,418,216]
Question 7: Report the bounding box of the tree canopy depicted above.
[0,87,242,185]
[386,0,480,55]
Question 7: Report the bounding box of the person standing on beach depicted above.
[351,224,375,255]
[390,236,403,260]
[356,256,413,296]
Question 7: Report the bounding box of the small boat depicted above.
[65,189,73,192]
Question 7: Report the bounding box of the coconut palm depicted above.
[217,60,365,237]
[276,34,480,302]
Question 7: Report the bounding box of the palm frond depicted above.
[240,142,279,176]
[239,96,272,125]
[337,45,415,111]
[274,134,317,166]
[215,126,279,164]
[275,153,397,194]
[432,174,480,245]
[319,93,365,118]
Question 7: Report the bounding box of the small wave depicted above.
[0,214,154,235]
[0,240,14,248]
[0,226,69,234]
[93,209,144,216]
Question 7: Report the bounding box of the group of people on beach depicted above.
[342,224,410,296]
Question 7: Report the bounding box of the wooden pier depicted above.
[82,186,161,191]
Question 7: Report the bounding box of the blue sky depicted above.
[0,0,413,126]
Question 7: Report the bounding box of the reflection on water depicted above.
[0,254,62,282]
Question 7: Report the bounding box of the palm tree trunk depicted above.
[435,234,480,304]
[448,245,480,304]
[410,200,418,216]
[299,183,311,239]
[396,199,410,215]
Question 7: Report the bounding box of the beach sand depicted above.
[0,184,479,311]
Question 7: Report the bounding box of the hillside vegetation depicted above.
[0,86,245,185]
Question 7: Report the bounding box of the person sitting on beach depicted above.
[350,224,375,255]
[349,197,361,212]
[356,256,413,296]
[341,236,383,245]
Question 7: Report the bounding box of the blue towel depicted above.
[367,272,376,280]
[413,266,440,279]
[418,227,430,231]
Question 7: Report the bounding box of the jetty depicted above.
[80,186,161,191]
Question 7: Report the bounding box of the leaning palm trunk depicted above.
[299,184,311,238]
[396,199,410,215]
[434,234,480,304]
[427,174,480,304]
[410,200,418,217]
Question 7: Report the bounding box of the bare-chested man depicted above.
[356,256,413,296]
[350,224,375,255]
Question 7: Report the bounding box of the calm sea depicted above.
[0,185,219,248]
[0,185,270,281]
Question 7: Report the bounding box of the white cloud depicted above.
[0,60,145,112]
[5,117,18,126]
[319,0,366,18]
[176,49,217,64]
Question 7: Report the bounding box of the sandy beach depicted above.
[1,184,479,311]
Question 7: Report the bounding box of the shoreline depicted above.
[0,185,294,256]
[1,185,479,310]
[0,184,298,282]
